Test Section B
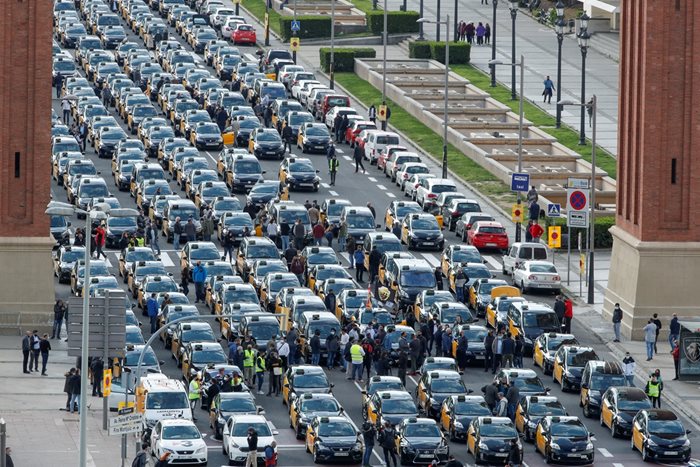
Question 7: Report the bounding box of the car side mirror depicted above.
[159,360,165,365]
[330,383,334,388]
[581,383,588,389]
[262,170,267,174]
[284,383,290,388]
[360,390,367,395]
[376,224,381,229]
[687,430,692,435]
[315,170,320,173]
[256,406,265,414]
[372,409,378,414]
[545,387,551,393]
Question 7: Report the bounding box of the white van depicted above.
[502,242,550,275]
[364,131,400,163]
[137,373,191,437]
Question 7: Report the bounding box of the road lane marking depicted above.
[598,448,613,458]
[103,257,113,268]
[612,463,624,467]
[329,190,339,196]
[204,151,217,164]
[386,193,396,198]
[343,155,352,161]
[377,184,387,191]
[160,252,175,267]
[421,253,441,267]
[483,255,502,271]
[408,375,418,386]
[321,183,330,188]
[368,177,377,182]
[336,149,344,154]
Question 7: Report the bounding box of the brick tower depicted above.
[604,0,700,339]
[0,0,55,330]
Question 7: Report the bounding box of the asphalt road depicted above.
[49,2,697,466]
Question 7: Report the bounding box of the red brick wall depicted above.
[0,0,52,237]
[617,0,700,241]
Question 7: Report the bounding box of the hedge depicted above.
[545,216,616,249]
[365,11,420,35]
[319,47,377,72]
[408,41,431,59]
[278,16,332,41]
[429,41,471,64]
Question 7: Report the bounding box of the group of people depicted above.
[21,330,51,376]
[456,20,491,45]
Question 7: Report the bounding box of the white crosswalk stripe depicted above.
[160,252,175,267]
[376,184,387,190]
[598,448,614,458]
[386,192,396,198]
[336,148,344,154]
[321,182,330,188]
[329,190,339,196]
[342,155,352,161]
[482,255,502,271]
[421,253,441,267]
[368,177,377,182]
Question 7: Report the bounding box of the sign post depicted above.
[548,226,561,249]
[510,173,530,192]
[233,0,241,15]
[511,203,524,223]
[103,369,112,397]
[546,203,561,218]
[289,37,300,53]
[378,105,388,122]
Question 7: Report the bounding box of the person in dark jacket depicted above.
[368,246,381,285]
[378,422,398,467]
[282,124,293,153]
[39,334,51,376]
[91,357,104,396]
[652,313,662,355]
[507,438,522,467]
[246,428,258,467]
[483,330,495,373]
[553,295,566,330]
[64,368,76,410]
[669,313,680,349]
[326,329,339,369]
[353,143,366,174]
[310,330,322,366]
[333,113,343,142]
[69,368,81,414]
[338,114,349,143]
[397,351,408,387]
[361,421,376,467]
[482,380,499,412]
[505,382,520,421]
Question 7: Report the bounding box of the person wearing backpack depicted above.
[131,446,149,467]
[264,441,278,467]
[290,253,305,284]
[378,422,398,467]
[361,421,376,467]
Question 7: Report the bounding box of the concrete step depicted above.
[590,32,619,62]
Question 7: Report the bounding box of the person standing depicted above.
[202,212,215,242]
[338,114,349,143]
[326,329,339,369]
[368,246,381,286]
[30,330,40,372]
[39,334,51,376]
[505,381,520,421]
[132,446,149,467]
[528,220,544,242]
[266,218,279,246]
[329,151,339,186]
[61,97,72,124]
[542,76,555,104]
[91,357,104,397]
[346,236,356,269]
[349,339,365,382]
[513,335,524,368]
[188,374,202,420]
[282,123,293,153]
[243,344,256,385]
[51,300,66,339]
[563,298,573,333]
[507,438,522,467]
[184,217,197,243]
[353,141,366,174]
[454,269,467,303]
[192,260,207,303]
[255,350,266,395]
[310,330,322,366]
[495,392,507,416]
[612,303,623,342]
[368,104,377,123]
[475,22,486,45]
[293,218,305,250]
[147,293,159,334]
[79,121,88,152]
[267,351,282,396]
[645,375,662,408]
[94,223,107,259]
[491,330,504,374]
[651,313,662,354]
[279,219,291,251]
[149,223,161,256]
[312,222,325,246]
[482,381,499,413]
[483,330,494,373]
[246,428,258,467]
[553,296,565,329]
[484,23,491,44]
[672,341,680,380]
[379,422,397,467]
[501,333,514,369]
[69,368,81,414]
[180,270,190,297]
[354,246,366,282]
[361,421,376,467]
[55,73,64,99]
[264,441,278,467]
[643,319,657,361]
[622,352,636,386]
[669,313,680,349]
[173,217,182,250]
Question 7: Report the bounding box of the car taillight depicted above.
[403,174,409,179]
[553,275,561,281]
[427,193,437,199]
[452,211,459,216]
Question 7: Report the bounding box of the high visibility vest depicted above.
[256,356,266,373]
[350,344,364,364]
[188,380,200,400]
[647,381,660,397]
[244,349,255,367]
[136,237,145,247]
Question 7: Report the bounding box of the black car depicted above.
[395,418,450,465]
[631,409,691,463]
[281,158,320,192]
[515,395,567,442]
[306,416,363,464]
[298,123,332,154]
[104,216,139,248]
[439,395,491,441]
[213,391,261,439]
[250,128,285,160]
[402,213,444,251]
[467,417,522,465]
[534,416,595,465]
[246,180,283,209]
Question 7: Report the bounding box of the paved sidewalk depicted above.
[0,334,127,466]
[405,0,620,156]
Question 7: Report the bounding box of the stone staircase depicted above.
[590,32,619,62]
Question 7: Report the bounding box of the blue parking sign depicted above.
[511,173,529,192]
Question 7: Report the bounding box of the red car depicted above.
[231,24,256,45]
[377,145,407,171]
[345,120,376,147]
[467,221,510,251]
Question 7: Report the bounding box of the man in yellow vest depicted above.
[349,340,365,383]
[243,344,256,386]
[255,351,266,395]
[188,373,202,421]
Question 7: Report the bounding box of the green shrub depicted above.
[408,41,431,59]
[319,47,377,72]
[365,10,420,35]
[278,16,332,41]
[429,41,471,64]
[545,216,615,249]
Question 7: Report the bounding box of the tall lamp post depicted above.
[292,0,298,63]
[559,96,597,304]
[418,16,450,179]
[381,0,388,130]
[264,0,270,46]
[577,12,590,145]
[508,0,518,100]
[418,0,424,40]
[490,56,525,242]
[490,0,498,87]
[554,0,564,128]
[453,0,458,42]
[329,0,336,89]
[436,0,441,41]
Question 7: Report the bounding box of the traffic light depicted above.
[136,385,146,413]
[103,369,112,397]
[548,226,561,249]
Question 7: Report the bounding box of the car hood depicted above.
[403,438,442,449]
[649,433,688,447]
[479,437,515,452]
[551,436,591,451]
[317,436,357,447]
[230,434,274,448]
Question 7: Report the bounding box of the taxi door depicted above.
[434,213,443,230]
[308,270,317,291]
[507,309,521,339]
[533,338,545,369]
[282,373,291,405]
[305,420,317,452]
[205,284,215,308]
[579,381,589,409]
[413,296,423,322]
[466,424,477,455]
[439,401,451,431]
[248,136,255,154]
[632,416,645,452]
[222,127,235,146]
[171,329,181,361]
[514,402,526,433]
[366,398,378,425]
[181,348,191,379]
[384,210,394,231]
[485,304,497,329]
[535,424,547,455]
[552,349,565,385]
[416,375,430,412]
[600,392,614,428]
[118,254,127,279]
[440,253,450,279]
[289,399,299,431]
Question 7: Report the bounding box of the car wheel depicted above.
[582,402,591,418]
[611,420,619,438]
[312,447,320,464]
[642,444,651,462]
[545,448,553,464]
[449,426,456,442]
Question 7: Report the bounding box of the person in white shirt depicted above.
[339,330,350,372]
[266,218,279,245]
[622,352,636,387]
[276,339,289,371]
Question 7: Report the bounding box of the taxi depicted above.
[223,152,265,193]
[467,278,508,316]
[552,345,599,392]
[275,287,315,319]
[400,213,444,251]
[357,307,393,335]
[379,252,414,287]
[171,322,217,366]
[427,301,474,326]
[449,324,488,362]
[365,390,418,428]
[193,181,229,210]
[160,305,200,347]
[248,259,288,293]
[505,301,561,355]
[466,417,522,465]
[70,260,109,296]
[440,244,482,278]
[514,395,567,441]
[316,278,358,304]
[301,246,340,278]
[418,357,458,374]
[446,262,491,296]
[149,194,180,229]
[305,416,363,464]
[204,275,244,310]
[579,360,627,418]
[217,212,254,244]
[235,237,280,281]
[631,409,691,463]
[238,314,283,351]
[600,386,651,438]
[282,365,333,408]
[184,169,218,200]
[54,246,86,284]
[532,333,578,375]
[413,290,454,322]
[319,198,352,226]
[384,200,422,231]
[127,261,168,298]
[493,369,549,397]
[181,341,228,382]
[248,128,285,160]
[135,179,172,211]
[216,148,249,178]
[439,395,490,441]
[395,418,449,465]
[137,275,180,309]
[289,393,344,439]
[534,416,595,464]
[362,232,403,271]
[260,272,301,313]
[288,296,327,332]
[415,370,470,418]
[484,287,524,330]
[360,376,405,418]
[216,287,261,338]
[296,123,332,154]
[336,288,371,323]
[297,312,341,362]
[212,391,260,439]
[278,157,320,191]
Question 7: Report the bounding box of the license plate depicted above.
[494,453,508,457]
[300,183,313,187]
[335,452,349,457]
[423,242,434,246]
[664,451,677,455]
[266,151,276,155]
[315,146,324,149]
[487,243,497,246]
[419,455,433,458]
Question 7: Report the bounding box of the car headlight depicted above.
[683,439,690,447]
[230,440,239,448]
[436,443,448,453]
[398,290,409,299]
[550,442,561,451]
[527,421,537,429]
[646,438,658,447]
[585,442,594,451]
[478,442,489,450]
[524,337,533,345]
[195,446,206,454]
[353,441,363,451]
[453,421,463,430]
[316,442,329,451]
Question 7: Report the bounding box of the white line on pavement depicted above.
[368,177,377,182]
[408,375,418,386]
[204,151,217,164]
[343,155,352,161]
[483,255,502,271]
[104,257,113,268]
[321,183,330,188]
[598,448,614,458]
[612,463,624,467]
[377,184,387,191]
[386,193,396,198]
[160,252,175,267]
[421,253,441,267]
[336,148,344,154]
[329,190,339,196]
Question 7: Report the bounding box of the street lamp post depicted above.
[292,0,298,63]
[490,56,525,242]
[453,0,458,42]
[330,0,336,89]
[418,0,424,40]
[490,0,498,87]
[559,96,597,304]
[418,16,451,179]
[508,0,518,100]
[264,0,270,46]
[381,0,388,130]
[577,12,590,145]
[436,0,441,41]
[555,0,564,128]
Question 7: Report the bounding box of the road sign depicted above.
[511,203,524,223]
[378,105,388,122]
[264,13,269,28]
[109,413,143,428]
[546,203,561,218]
[548,226,561,249]
[291,20,300,32]
[289,37,300,52]
[103,369,112,397]
[510,173,529,192]
[568,178,590,189]
[117,403,134,414]
[109,422,141,436]
[233,0,241,3]
[567,211,589,228]
[567,189,589,211]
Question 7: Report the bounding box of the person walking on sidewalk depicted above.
[669,313,680,349]
[52,299,67,339]
[652,313,662,354]
[612,303,623,342]
[484,23,491,44]
[69,368,81,414]
[39,334,51,376]
[368,104,377,123]
[542,76,555,104]
[622,352,635,386]
[643,319,657,361]
[672,342,681,380]
[132,446,149,467]
[21,330,31,374]
[91,357,104,397]
[475,22,486,45]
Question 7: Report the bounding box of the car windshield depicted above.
[551,421,588,438]
[308,323,341,339]
[454,401,491,416]
[146,280,177,293]
[440,308,472,324]
[214,200,242,212]
[307,252,337,265]
[590,375,627,391]
[192,349,227,364]
[224,289,258,303]
[255,263,287,277]
[294,373,329,389]
[547,338,577,351]
[306,127,328,137]
[478,226,505,234]
[234,160,261,174]
[404,424,441,438]
[79,183,109,198]
[126,250,156,262]
[372,240,402,255]
[61,250,84,263]
[248,323,280,340]
[318,422,355,437]
[567,351,597,367]
[190,248,220,261]
[530,264,557,273]
[463,266,490,279]
[512,377,544,393]
[248,244,279,259]
[405,165,428,174]
[136,266,166,277]
[219,396,257,413]
[145,391,188,409]
[257,132,281,142]
[51,216,68,228]
[648,420,685,436]
[399,271,436,288]
[170,206,198,220]
[182,328,215,342]
[480,424,517,438]
[290,114,314,126]
[412,218,439,230]
[523,312,558,329]
[342,293,368,309]
[277,210,308,225]
[528,402,566,417]
[289,162,314,173]
[232,422,271,437]
[432,184,456,194]
[360,311,392,325]
[617,397,651,411]
[301,398,339,412]
[431,379,466,393]
[382,399,417,414]
[109,217,138,228]
[79,264,109,278]
[463,328,488,341]
[202,186,229,198]
[224,216,253,227]
[239,119,260,130]
[163,425,200,440]
[125,348,158,366]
